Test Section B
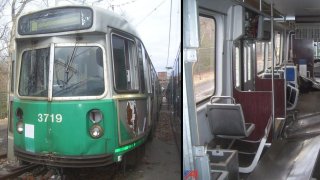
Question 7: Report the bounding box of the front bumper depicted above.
[14,146,114,167]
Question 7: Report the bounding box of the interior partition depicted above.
[255,78,285,118]
[233,89,272,141]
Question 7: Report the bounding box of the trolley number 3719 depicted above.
[38,114,63,123]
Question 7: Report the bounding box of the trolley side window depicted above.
[112,34,138,92]
[137,43,146,93]
[19,48,50,97]
[193,15,216,103]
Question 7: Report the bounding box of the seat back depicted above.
[262,73,281,79]
[207,103,248,137]
[286,84,299,110]
[285,66,298,88]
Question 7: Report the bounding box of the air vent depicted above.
[296,16,320,23]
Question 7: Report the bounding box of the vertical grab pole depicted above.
[259,0,262,11]
[271,1,275,140]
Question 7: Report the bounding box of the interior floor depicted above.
[246,90,320,179]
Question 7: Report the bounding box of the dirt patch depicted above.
[155,109,174,143]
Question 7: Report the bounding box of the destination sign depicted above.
[18,7,93,35]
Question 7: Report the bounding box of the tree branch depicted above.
[15,0,33,18]
[0,23,9,39]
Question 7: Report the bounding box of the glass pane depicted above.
[275,33,281,64]
[248,46,251,81]
[267,42,272,68]
[235,47,240,87]
[317,42,320,58]
[138,44,145,93]
[193,16,215,102]
[19,48,50,97]
[314,41,318,58]
[256,42,265,73]
[244,47,247,82]
[53,46,104,97]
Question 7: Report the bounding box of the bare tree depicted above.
[9,0,32,54]
[0,0,33,119]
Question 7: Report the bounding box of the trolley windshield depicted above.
[53,46,104,97]
[19,48,50,97]
[19,46,105,98]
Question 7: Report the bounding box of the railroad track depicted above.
[0,163,39,179]
[0,163,120,179]
[0,153,6,159]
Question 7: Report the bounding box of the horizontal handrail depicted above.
[210,96,236,104]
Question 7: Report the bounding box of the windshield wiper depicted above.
[64,37,81,85]
[53,78,88,96]
[65,46,77,82]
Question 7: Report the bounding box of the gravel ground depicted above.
[0,118,7,155]
[114,103,181,180]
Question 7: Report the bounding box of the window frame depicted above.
[110,31,139,93]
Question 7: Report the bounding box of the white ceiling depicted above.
[264,0,320,17]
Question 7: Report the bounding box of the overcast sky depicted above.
[3,0,181,73]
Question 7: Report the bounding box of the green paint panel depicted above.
[114,137,145,155]
[119,119,131,143]
[13,99,118,156]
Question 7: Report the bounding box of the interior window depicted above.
[247,45,252,81]
[275,32,281,65]
[256,42,265,74]
[235,44,241,88]
[267,42,272,69]
[244,46,247,82]
[314,41,320,59]
[193,15,216,102]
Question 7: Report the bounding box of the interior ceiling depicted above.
[243,0,282,18]
[263,0,320,17]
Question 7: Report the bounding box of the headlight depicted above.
[88,109,103,123]
[16,121,24,134]
[89,124,103,138]
[16,108,23,120]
